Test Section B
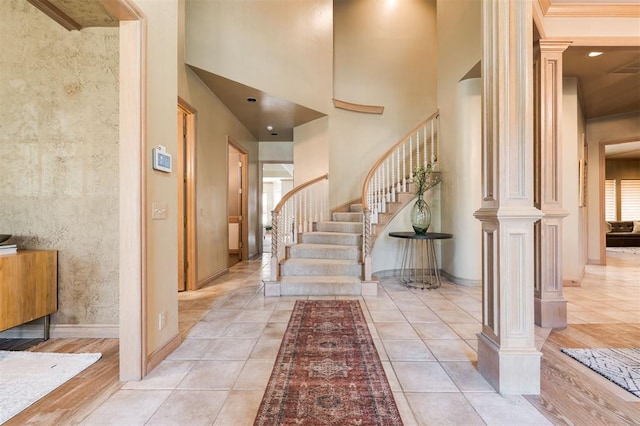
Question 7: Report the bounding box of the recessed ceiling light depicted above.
[266,125,273,131]
[588,51,603,57]
[246,97,257,102]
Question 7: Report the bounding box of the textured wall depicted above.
[0,0,119,325]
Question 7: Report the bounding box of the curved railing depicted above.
[360,111,440,280]
[270,174,329,281]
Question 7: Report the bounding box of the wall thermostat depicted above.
[152,145,172,173]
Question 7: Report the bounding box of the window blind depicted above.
[605,179,617,221]
[621,179,640,221]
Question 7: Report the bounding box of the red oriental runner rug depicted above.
[254,300,403,425]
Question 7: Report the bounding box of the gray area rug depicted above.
[561,348,640,398]
[0,350,102,423]
[606,247,640,255]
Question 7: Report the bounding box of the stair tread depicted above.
[284,258,360,265]
[305,231,362,236]
[280,276,362,282]
[293,243,358,250]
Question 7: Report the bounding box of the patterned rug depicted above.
[255,300,403,425]
[561,348,640,398]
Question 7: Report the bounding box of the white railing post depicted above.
[269,174,329,283]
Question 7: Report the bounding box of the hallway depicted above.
[8,251,640,425]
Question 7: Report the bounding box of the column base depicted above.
[534,297,567,328]
[477,333,542,395]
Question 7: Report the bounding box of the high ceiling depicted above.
[30,0,640,148]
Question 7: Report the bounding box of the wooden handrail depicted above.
[361,110,439,210]
[273,173,329,212]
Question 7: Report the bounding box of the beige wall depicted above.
[434,0,482,283]
[562,77,587,282]
[179,0,258,280]
[0,1,119,329]
[330,0,438,208]
[586,111,640,263]
[135,0,180,354]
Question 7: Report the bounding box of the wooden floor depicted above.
[526,323,640,425]
[4,338,121,426]
[7,326,640,424]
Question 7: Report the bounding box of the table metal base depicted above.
[398,238,442,289]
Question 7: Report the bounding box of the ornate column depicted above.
[533,40,571,328]
[473,0,542,394]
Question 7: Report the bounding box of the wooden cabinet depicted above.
[0,250,57,333]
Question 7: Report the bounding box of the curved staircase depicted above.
[264,111,440,297]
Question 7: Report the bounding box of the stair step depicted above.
[281,258,361,276]
[289,243,360,261]
[350,203,363,212]
[280,276,362,296]
[332,212,363,222]
[301,232,362,246]
[316,221,362,233]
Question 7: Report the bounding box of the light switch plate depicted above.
[152,202,168,220]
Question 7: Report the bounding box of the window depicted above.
[605,179,617,221]
[621,179,640,220]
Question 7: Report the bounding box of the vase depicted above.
[410,194,431,234]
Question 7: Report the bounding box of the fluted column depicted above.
[533,40,571,328]
[473,0,542,394]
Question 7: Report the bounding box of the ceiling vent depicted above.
[612,59,640,74]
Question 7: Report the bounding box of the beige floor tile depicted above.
[393,361,458,392]
[412,322,459,340]
[146,390,228,426]
[233,309,274,322]
[383,339,435,361]
[214,390,265,426]
[79,389,172,425]
[375,322,421,340]
[166,338,215,360]
[382,361,402,392]
[268,309,292,322]
[402,308,442,323]
[185,321,232,338]
[394,299,430,312]
[424,339,477,362]
[201,309,242,322]
[434,309,479,324]
[178,360,245,390]
[370,309,407,323]
[234,359,275,390]
[249,337,282,360]
[440,361,494,392]
[392,392,418,426]
[223,322,267,338]
[122,360,194,390]
[405,392,485,425]
[448,323,482,340]
[465,393,553,425]
[261,322,288,339]
[203,338,257,360]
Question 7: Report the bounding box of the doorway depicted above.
[177,99,196,291]
[261,162,294,253]
[228,138,248,266]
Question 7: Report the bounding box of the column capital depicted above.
[537,40,572,53]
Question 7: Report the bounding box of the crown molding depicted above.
[538,0,640,18]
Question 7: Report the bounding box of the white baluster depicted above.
[409,136,413,185]
[403,143,407,192]
[424,124,427,167]
[416,131,420,171]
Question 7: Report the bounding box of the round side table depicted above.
[388,231,453,289]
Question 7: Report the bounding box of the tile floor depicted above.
[80,250,639,425]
